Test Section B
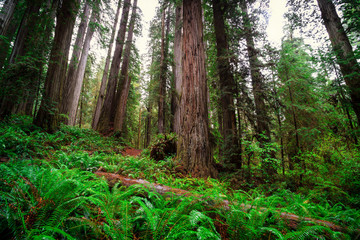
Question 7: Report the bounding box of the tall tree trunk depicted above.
[0,0,18,69]
[144,104,152,148]
[8,1,42,65]
[113,0,138,132]
[212,0,240,170]
[172,3,182,134]
[97,0,131,133]
[0,0,18,35]
[177,0,217,178]
[67,6,97,125]
[61,2,91,123]
[317,0,360,126]
[34,0,80,132]
[92,0,122,129]
[240,0,275,176]
[157,3,171,134]
[0,0,54,118]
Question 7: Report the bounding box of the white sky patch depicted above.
[136,0,159,57]
[267,0,287,46]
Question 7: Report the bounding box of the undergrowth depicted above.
[0,115,359,239]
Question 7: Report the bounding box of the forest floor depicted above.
[121,147,142,157]
[1,116,360,239]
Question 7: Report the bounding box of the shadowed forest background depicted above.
[0,0,360,239]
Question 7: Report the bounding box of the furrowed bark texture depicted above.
[317,0,360,126]
[172,3,182,134]
[177,0,217,178]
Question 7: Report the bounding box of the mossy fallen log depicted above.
[94,171,357,235]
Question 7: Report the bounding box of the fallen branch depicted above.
[94,171,356,234]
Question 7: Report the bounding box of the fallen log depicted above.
[94,171,356,235]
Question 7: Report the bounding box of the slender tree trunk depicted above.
[8,1,42,65]
[113,0,138,132]
[35,0,80,132]
[317,0,360,126]
[61,2,91,123]
[0,0,18,35]
[0,0,18,69]
[92,0,122,129]
[97,0,131,133]
[137,107,142,148]
[240,0,275,176]
[157,3,170,134]
[177,0,217,178]
[144,104,152,148]
[212,0,240,170]
[67,7,97,125]
[172,3,182,134]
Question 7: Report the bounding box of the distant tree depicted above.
[113,0,138,132]
[92,0,122,129]
[61,1,91,124]
[96,0,131,133]
[157,3,171,134]
[212,0,241,170]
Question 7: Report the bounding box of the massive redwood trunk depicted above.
[92,0,122,129]
[172,3,182,134]
[34,0,80,132]
[212,0,241,170]
[317,0,360,126]
[97,0,131,133]
[177,0,217,178]
[61,2,91,124]
[113,0,138,132]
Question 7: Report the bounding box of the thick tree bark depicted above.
[92,0,122,130]
[34,0,80,132]
[113,0,138,132]
[212,0,241,170]
[157,4,171,134]
[97,0,131,133]
[61,2,91,124]
[177,0,217,178]
[317,0,360,126]
[67,7,97,125]
[172,3,182,134]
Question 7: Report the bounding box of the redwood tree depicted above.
[212,0,241,170]
[96,0,131,133]
[177,0,217,178]
[34,0,80,132]
[317,0,360,126]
